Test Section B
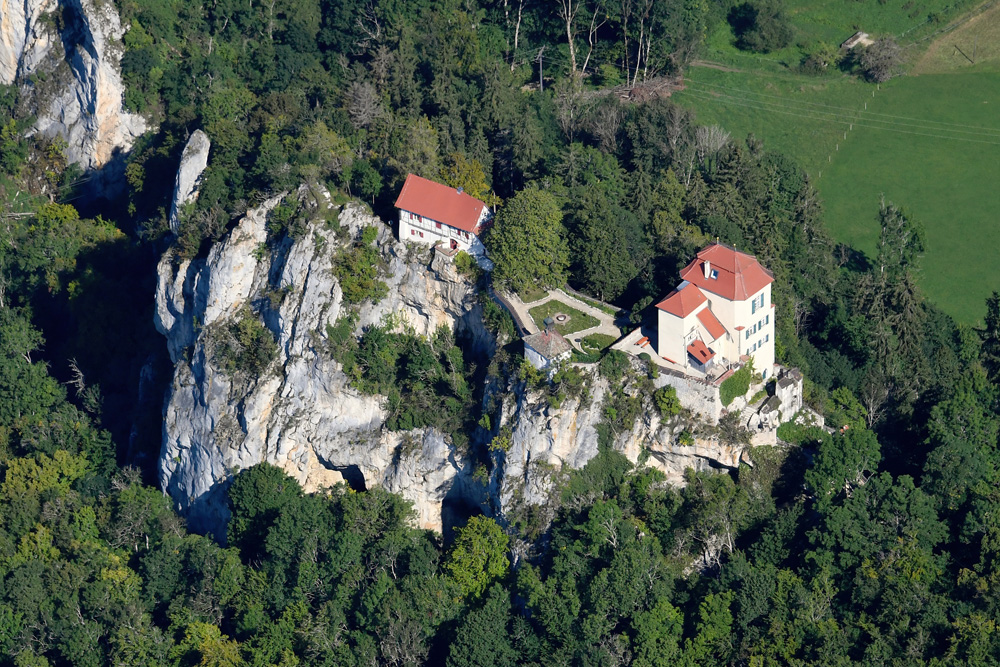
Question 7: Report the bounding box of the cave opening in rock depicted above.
[331,465,367,492]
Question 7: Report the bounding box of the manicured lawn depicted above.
[529,300,600,336]
[581,333,618,354]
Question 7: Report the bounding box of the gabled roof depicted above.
[655,282,707,318]
[679,243,773,301]
[687,339,715,365]
[394,174,488,234]
[524,329,572,359]
[696,308,727,342]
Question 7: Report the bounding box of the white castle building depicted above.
[655,242,775,380]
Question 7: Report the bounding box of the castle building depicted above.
[394,173,492,256]
[655,243,775,379]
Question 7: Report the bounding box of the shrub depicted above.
[653,386,682,418]
[325,312,359,367]
[728,0,793,53]
[598,349,630,382]
[479,292,515,339]
[347,321,478,442]
[720,364,754,406]
[489,427,513,453]
[860,37,903,83]
[453,250,480,279]
[776,420,827,446]
[210,307,278,378]
[333,232,387,305]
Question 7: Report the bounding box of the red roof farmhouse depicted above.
[394,174,492,256]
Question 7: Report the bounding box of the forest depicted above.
[1,0,1000,664]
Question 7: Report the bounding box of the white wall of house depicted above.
[703,284,774,379]
[657,309,688,363]
[658,283,775,379]
[397,209,490,256]
[525,344,571,371]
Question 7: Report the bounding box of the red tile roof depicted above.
[394,174,488,234]
[679,243,773,301]
[655,283,707,317]
[697,308,727,342]
[687,339,715,364]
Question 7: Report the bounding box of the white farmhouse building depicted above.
[394,174,492,256]
[656,243,775,380]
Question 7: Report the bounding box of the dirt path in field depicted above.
[690,60,743,73]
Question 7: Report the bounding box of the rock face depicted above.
[168,130,211,234]
[155,190,489,537]
[0,0,146,169]
[490,368,746,524]
[155,188,758,539]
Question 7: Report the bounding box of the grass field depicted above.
[820,71,1000,321]
[673,3,1000,323]
[701,0,980,71]
[529,300,600,336]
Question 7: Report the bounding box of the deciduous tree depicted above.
[485,187,569,294]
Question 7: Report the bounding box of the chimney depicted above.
[703,260,711,279]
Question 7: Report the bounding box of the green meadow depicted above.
[673,2,1000,323]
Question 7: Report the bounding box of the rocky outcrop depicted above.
[490,365,746,524]
[155,189,489,537]
[0,0,146,169]
[169,130,211,234]
[155,188,757,540]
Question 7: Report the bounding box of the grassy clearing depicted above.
[700,0,979,72]
[819,71,1000,322]
[674,5,1000,323]
[529,299,600,336]
[675,66,873,178]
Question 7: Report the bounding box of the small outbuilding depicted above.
[841,31,872,50]
[524,323,572,372]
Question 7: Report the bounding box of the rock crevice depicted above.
[0,0,146,170]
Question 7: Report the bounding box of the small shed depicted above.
[841,31,872,50]
[524,324,572,372]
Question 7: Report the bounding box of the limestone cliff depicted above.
[168,130,211,234]
[488,365,747,527]
[155,187,760,539]
[0,0,146,169]
[155,189,489,537]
